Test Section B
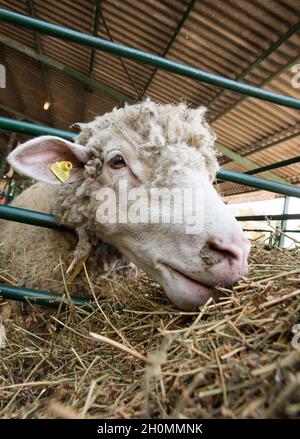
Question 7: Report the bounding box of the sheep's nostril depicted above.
[206,240,241,262]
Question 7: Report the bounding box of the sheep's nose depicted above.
[206,239,242,262]
[200,237,250,285]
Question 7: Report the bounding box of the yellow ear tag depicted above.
[50,161,73,183]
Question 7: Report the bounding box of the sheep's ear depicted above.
[7,136,91,184]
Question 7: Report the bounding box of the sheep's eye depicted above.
[108,154,126,169]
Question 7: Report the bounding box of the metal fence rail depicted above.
[0,204,61,228]
[1,116,300,198]
[236,213,300,221]
[0,283,93,307]
[216,169,300,198]
[243,229,300,233]
[1,9,300,110]
[1,206,299,230]
[246,156,300,176]
[0,116,75,141]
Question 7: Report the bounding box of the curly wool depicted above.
[75,99,218,178]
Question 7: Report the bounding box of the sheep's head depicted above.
[7,99,250,310]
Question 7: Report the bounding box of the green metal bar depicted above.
[1,9,300,110]
[211,52,300,124]
[2,204,299,230]
[0,132,16,179]
[0,35,134,104]
[217,168,300,198]
[0,283,93,308]
[236,213,300,221]
[207,18,300,109]
[0,204,60,228]
[246,156,300,175]
[216,142,286,183]
[1,115,300,197]
[0,116,76,140]
[0,102,48,125]
[142,0,196,96]
[1,203,300,230]
[219,128,300,173]
[243,228,300,233]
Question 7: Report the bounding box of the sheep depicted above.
[0,99,250,311]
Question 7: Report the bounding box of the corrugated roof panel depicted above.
[47,68,86,129]
[86,89,117,120]
[93,0,190,97]
[0,1,37,48]
[34,0,94,76]
[2,46,52,125]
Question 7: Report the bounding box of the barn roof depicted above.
[0,0,299,198]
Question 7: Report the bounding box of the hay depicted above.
[0,243,300,419]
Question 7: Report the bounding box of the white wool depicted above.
[75,99,219,179]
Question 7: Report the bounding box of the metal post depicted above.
[5,178,14,203]
[279,197,290,247]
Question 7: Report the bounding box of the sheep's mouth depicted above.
[166,265,212,287]
[159,264,220,310]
